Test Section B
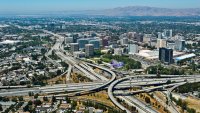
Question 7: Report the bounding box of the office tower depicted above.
[120,38,128,45]
[157,39,167,49]
[158,32,162,39]
[164,29,167,37]
[85,44,94,57]
[143,34,152,43]
[175,40,185,51]
[128,44,139,54]
[65,37,73,44]
[159,48,173,64]
[98,38,103,47]
[167,42,175,50]
[114,48,123,56]
[70,43,79,52]
[170,29,173,38]
[133,33,143,42]
[102,38,109,47]
[77,38,89,49]
[89,39,100,49]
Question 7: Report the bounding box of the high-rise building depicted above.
[89,39,100,49]
[164,29,167,37]
[169,29,173,38]
[133,33,143,42]
[65,37,74,44]
[120,38,128,45]
[143,34,152,43]
[114,48,123,56]
[70,43,79,52]
[157,39,167,49]
[167,42,175,50]
[102,38,109,47]
[158,32,162,39]
[85,44,94,57]
[175,40,185,51]
[77,38,89,49]
[128,44,139,54]
[161,29,173,39]
[159,48,173,64]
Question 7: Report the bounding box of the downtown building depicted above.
[157,39,167,49]
[128,44,139,54]
[175,40,185,51]
[77,38,89,50]
[70,43,79,53]
[120,37,129,46]
[159,47,173,64]
[85,44,94,57]
[65,37,74,44]
[89,39,100,49]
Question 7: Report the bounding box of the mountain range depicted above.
[67,6,200,16]
[1,6,200,17]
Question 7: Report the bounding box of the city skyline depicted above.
[0,0,199,13]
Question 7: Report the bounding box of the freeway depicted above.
[108,75,200,113]
[43,29,106,81]
[66,64,72,81]
[41,30,117,97]
[121,96,158,113]
[10,26,200,113]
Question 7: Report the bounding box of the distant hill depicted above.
[1,6,200,17]
[76,6,200,16]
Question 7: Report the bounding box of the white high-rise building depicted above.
[85,44,94,57]
[167,42,175,50]
[143,34,152,44]
[158,32,162,39]
[128,44,139,54]
[157,39,167,49]
[175,40,185,51]
[170,29,173,38]
[114,48,123,56]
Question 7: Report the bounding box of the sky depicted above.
[0,0,199,13]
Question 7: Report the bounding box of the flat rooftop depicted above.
[135,49,184,60]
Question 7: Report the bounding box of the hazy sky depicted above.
[0,0,199,12]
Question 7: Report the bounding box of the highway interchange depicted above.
[2,27,200,113]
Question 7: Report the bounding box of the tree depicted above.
[23,105,29,112]
[71,100,77,109]
[145,97,151,104]
[65,96,70,103]
[28,100,33,105]
[18,96,24,101]
[34,93,39,99]
[11,97,18,102]
[187,108,196,113]
[34,100,42,106]
[29,92,34,96]
[177,98,182,106]
[166,80,172,84]
[43,96,48,102]
[52,96,56,103]
[57,70,62,75]
[0,104,3,111]
[181,101,188,110]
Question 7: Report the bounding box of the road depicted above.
[9,26,200,113]
[108,75,200,113]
